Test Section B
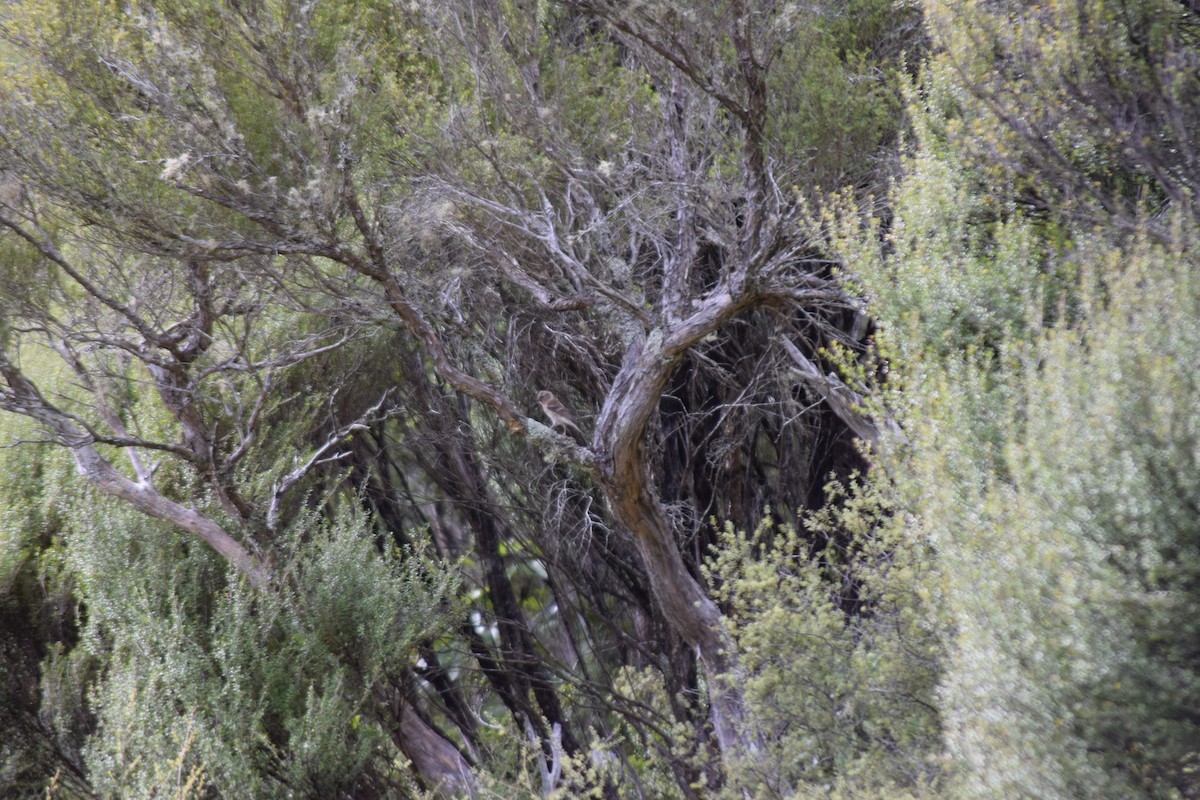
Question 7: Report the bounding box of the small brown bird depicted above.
[537,390,583,437]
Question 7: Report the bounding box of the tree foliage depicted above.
[0,0,1198,798]
[823,4,1200,791]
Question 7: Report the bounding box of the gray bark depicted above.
[781,337,902,445]
[0,353,268,586]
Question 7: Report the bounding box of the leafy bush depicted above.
[706,488,943,798]
[66,501,455,799]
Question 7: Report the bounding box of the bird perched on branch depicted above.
[537,390,584,439]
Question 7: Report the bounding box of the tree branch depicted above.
[0,352,266,585]
[779,336,901,445]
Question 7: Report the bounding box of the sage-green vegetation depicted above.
[0,1,1196,798]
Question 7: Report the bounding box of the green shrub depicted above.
[706,487,944,798]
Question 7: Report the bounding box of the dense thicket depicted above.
[0,1,1196,798]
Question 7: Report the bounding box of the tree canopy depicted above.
[0,1,1196,798]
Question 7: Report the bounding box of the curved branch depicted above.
[594,283,759,754]
[0,353,266,586]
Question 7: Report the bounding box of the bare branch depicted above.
[267,389,398,531]
[780,336,901,445]
[0,351,265,585]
